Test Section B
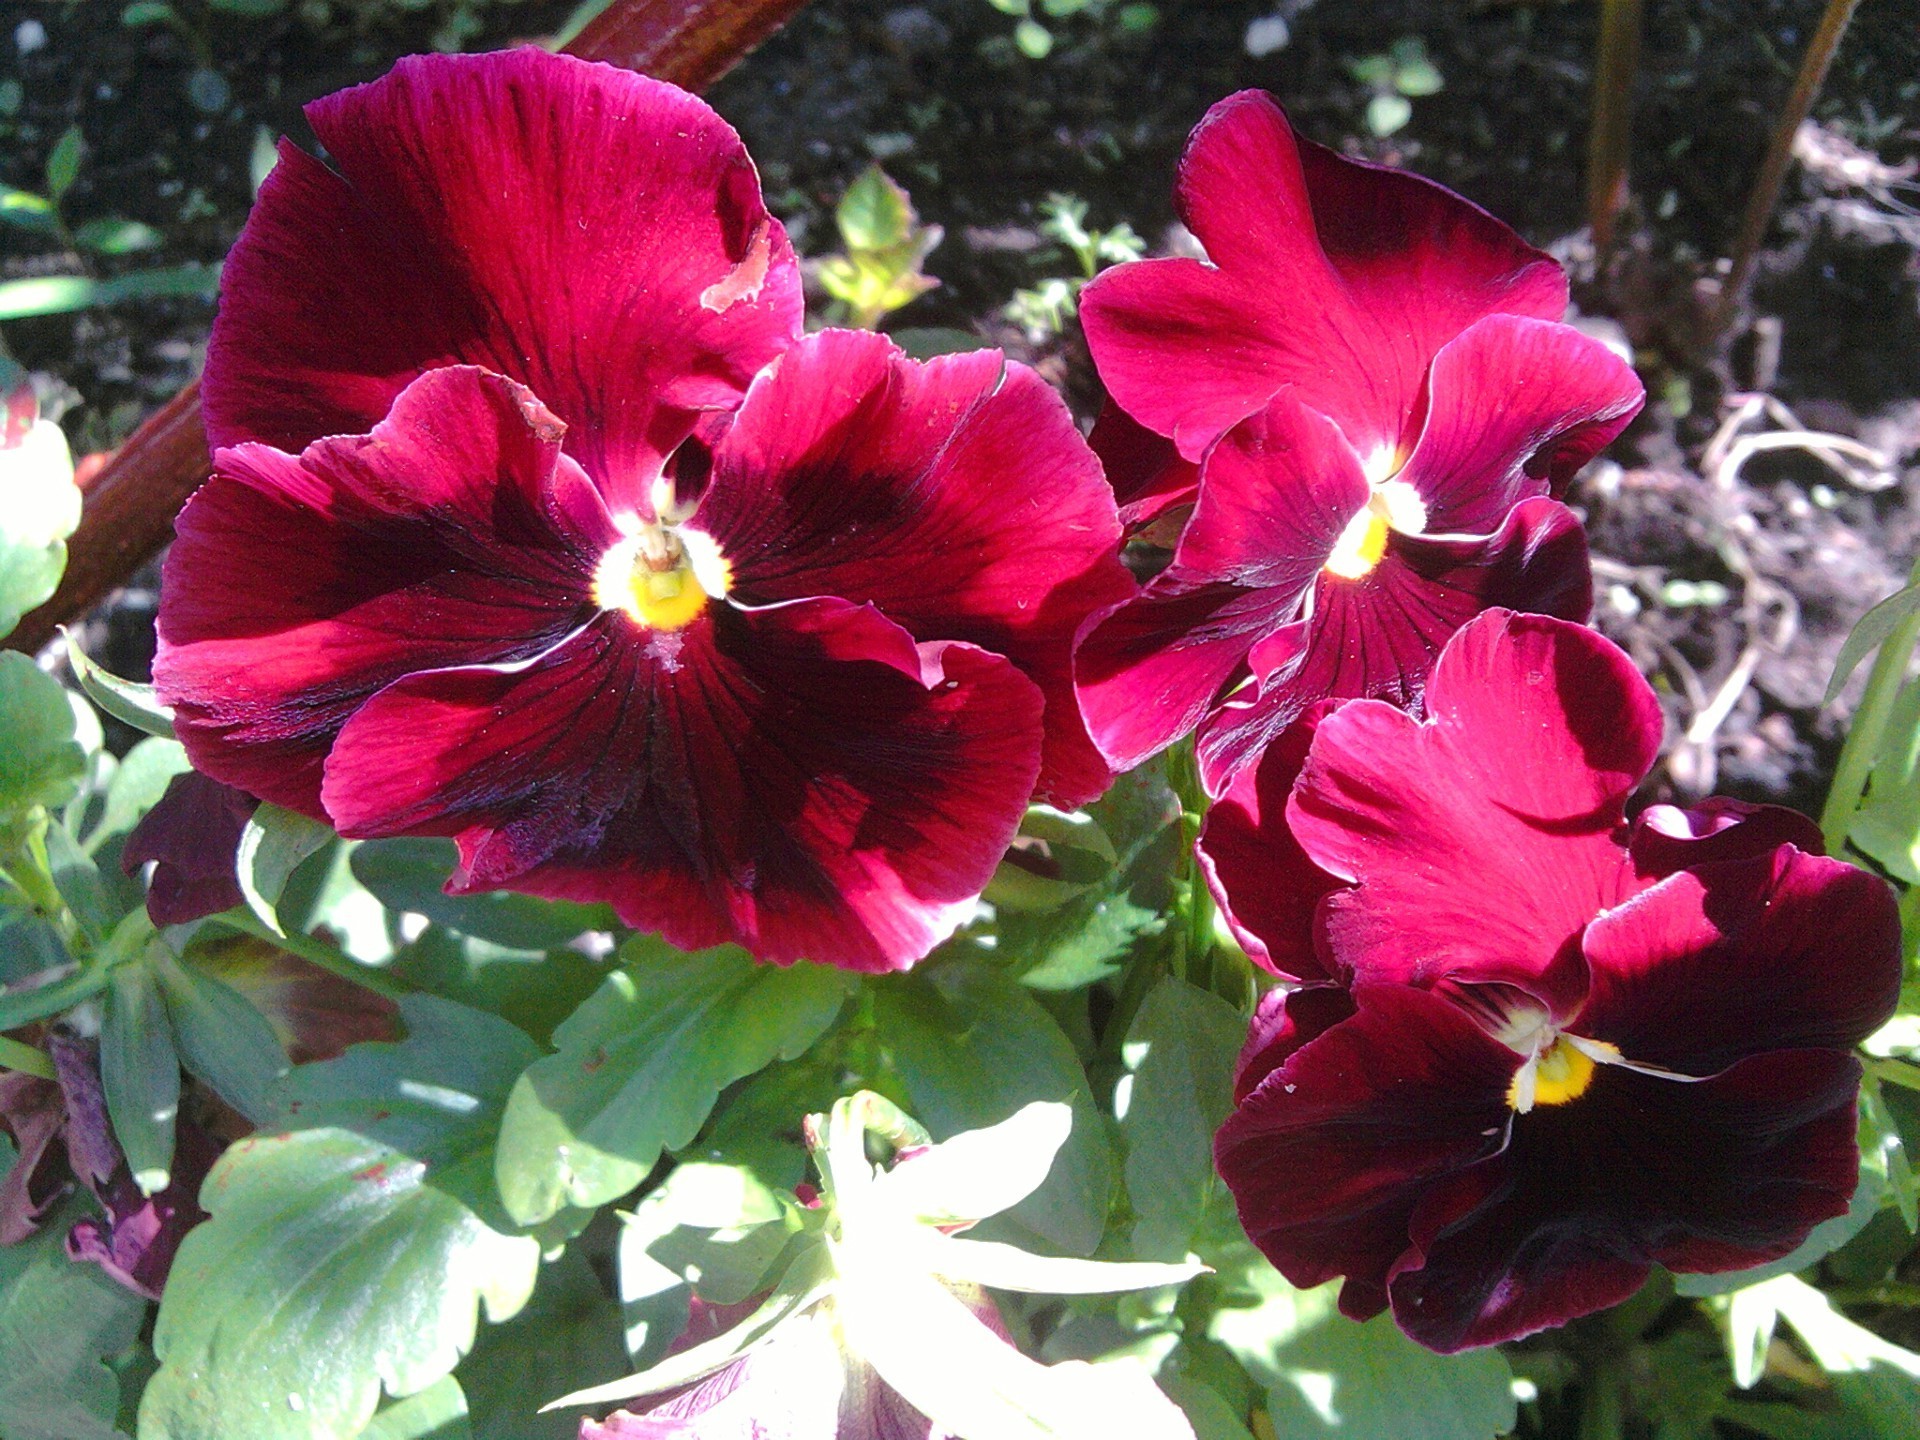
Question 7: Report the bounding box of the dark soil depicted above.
[5,0,1919,817]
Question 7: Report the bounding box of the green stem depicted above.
[1821,555,1920,853]
[0,964,110,1032]
[1578,1352,1628,1440]
[1867,1057,1920,1093]
[203,910,411,1000]
[0,1034,55,1081]
[1164,744,1214,985]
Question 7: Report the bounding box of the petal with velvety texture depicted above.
[1081,90,1565,461]
[1197,500,1592,793]
[321,600,1043,973]
[155,367,604,814]
[1286,611,1657,1001]
[204,48,802,507]
[694,330,1130,807]
[1088,403,1199,530]
[1389,1050,1864,1351]
[1196,701,1344,981]
[1401,315,1644,535]
[121,770,256,926]
[1626,798,1827,880]
[1215,984,1518,1323]
[1579,847,1901,1075]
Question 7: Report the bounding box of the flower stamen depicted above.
[594,522,731,631]
[1323,477,1427,581]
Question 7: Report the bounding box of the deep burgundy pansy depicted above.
[1211,611,1902,1352]
[121,770,257,926]
[1074,91,1643,792]
[157,51,1129,972]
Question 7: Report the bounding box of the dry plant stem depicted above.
[1585,0,1644,259]
[5,0,816,657]
[1820,552,1920,855]
[1711,0,1863,338]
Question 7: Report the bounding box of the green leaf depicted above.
[102,957,181,1194]
[66,638,176,738]
[1014,17,1054,57]
[154,947,287,1123]
[0,186,57,231]
[73,217,164,255]
[456,1247,628,1440]
[237,801,335,934]
[1119,977,1246,1260]
[872,960,1115,1255]
[352,1377,470,1440]
[1366,92,1414,137]
[45,126,85,201]
[0,1206,147,1440]
[0,263,220,321]
[494,938,854,1224]
[837,164,914,253]
[140,997,544,1440]
[0,400,80,642]
[90,736,191,850]
[47,817,114,939]
[121,2,179,25]
[352,838,615,949]
[1848,674,1920,881]
[206,0,289,13]
[1826,582,1920,704]
[387,925,606,1047]
[887,326,991,359]
[0,651,87,814]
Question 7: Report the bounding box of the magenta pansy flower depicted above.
[155,50,1129,972]
[1074,90,1644,791]
[1211,611,1901,1352]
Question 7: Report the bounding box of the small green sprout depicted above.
[1004,194,1145,340]
[1345,35,1445,138]
[816,165,944,331]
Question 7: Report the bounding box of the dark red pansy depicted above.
[1212,611,1901,1351]
[1074,91,1641,791]
[202,47,803,511]
[161,321,1125,970]
[121,770,257,926]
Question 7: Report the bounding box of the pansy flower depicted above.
[1210,611,1901,1352]
[156,50,1129,972]
[1074,91,1643,791]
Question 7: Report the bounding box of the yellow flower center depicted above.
[593,522,731,631]
[1507,1033,1621,1113]
[1323,467,1426,581]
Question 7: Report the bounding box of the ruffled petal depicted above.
[1401,315,1644,534]
[1081,90,1565,461]
[1196,701,1344,981]
[1627,798,1827,880]
[321,600,1043,972]
[204,48,802,507]
[1197,499,1592,794]
[695,330,1130,806]
[1215,983,1518,1321]
[1286,611,1657,999]
[1390,1051,1864,1351]
[1580,847,1901,1074]
[1088,403,1198,530]
[121,770,256,925]
[155,367,602,814]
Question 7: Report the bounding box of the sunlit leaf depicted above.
[457,1247,628,1440]
[154,946,288,1123]
[65,636,176,738]
[237,801,334,935]
[1825,581,1920,704]
[352,1376,470,1440]
[352,837,615,949]
[101,955,181,1194]
[0,650,87,814]
[45,126,84,201]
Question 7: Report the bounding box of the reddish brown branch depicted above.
[7,0,811,655]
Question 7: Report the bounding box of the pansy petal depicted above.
[321,600,1043,972]
[1627,798,1827,880]
[156,368,599,813]
[1287,611,1656,998]
[1196,701,1344,981]
[1580,848,1901,1075]
[1402,315,1644,534]
[1198,500,1592,794]
[204,48,802,504]
[1215,984,1518,1320]
[1390,1051,1863,1351]
[121,770,256,926]
[1081,90,1565,461]
[696,330,1130,806]
[1088,403,1199,530]
[0,1073,68,1244]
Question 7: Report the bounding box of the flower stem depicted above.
[0,1034,55,1080]
[0,964,110,1032]
[203,910,412,999]
[1820,555,1920,854]
[1578,1352,1628,1440]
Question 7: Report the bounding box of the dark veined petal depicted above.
[204,48,802,508]
[1390,1051,1864,1352]
[1080,90,1566,462]
[1286,611,1658,1003]
[1196,499,1592,795]
[1196,701,1344,981]
[694,329,1131,807]
[1215,983,1519,1323]
[1073,393,1368,772]
[321,600,1044,973]
[155,367,604,814]
[1579,847,1901,1074]
[1400,315,1644,535]
[1088,403,1199,531]
[121,770,257,926]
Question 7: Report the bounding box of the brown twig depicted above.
[1585,0,1644,262]
[1708,0,1864,339]
[6,0,814,656]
